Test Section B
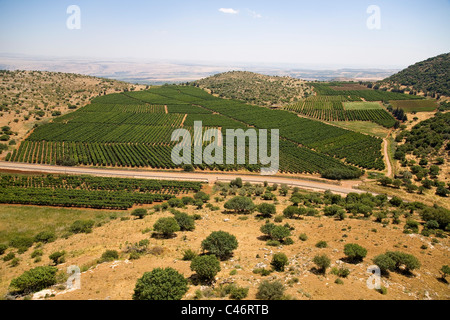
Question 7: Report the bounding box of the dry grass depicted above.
[0,186,448,301]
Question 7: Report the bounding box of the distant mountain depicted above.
[379,53,450,97]
[191,71,313,106]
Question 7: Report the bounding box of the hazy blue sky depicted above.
[0,0,449,68]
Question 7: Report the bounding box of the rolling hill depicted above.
[379,52,450,98]
[191,71,313,107]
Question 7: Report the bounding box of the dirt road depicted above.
[0,161,373,195]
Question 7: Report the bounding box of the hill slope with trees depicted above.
[378,53,450,98]
[191,71,313,106]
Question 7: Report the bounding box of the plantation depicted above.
[390,100,437,113]
[0,173,202,210]
[8,85,386,173]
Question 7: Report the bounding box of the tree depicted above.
[173,211,195,231]
[153,217,180,238]
[133,268,188,300]
[131,208,148,219]
[256,280,285,300]
[313,254,330,274]
[378,176,392,187]
[201,231,238,260]
[229,178,243,188]
[389,196,403,207]
[270,226,291,242]
[271,253,289,272]
[436,186,450,197]
[283,206,301,219]
[190,255,221,281]
[224,196,255,214]
[260,222,276,237]
[9,266,58,294]
[256,203,276,218]
[343,244,367,263]
[385,251,421,273]
[194,191,210,203]
[373,254,396,274]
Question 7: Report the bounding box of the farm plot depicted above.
[9,85,386,174]
[390,100,437,112]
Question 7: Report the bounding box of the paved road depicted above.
[0,161,371,195]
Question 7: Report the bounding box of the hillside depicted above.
[191,71,313,106]
[379,53,450,98]
[0,70,145,158]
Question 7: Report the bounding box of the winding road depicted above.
[0,161,373,195]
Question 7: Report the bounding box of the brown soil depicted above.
[1,188,448,301]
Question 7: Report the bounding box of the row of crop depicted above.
[0,186,174,210]
[0,174,203,193]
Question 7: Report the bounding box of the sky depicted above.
[0,0,449,69]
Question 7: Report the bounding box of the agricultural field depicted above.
[0,173,202,210]
[390,100,438,113]
[284,95,397,128]
[311,82,425,101]
[7,85,386,175]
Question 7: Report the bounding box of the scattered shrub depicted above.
[132,268,188,300]
[201,231,238,260]
[98,250,119,263]
[49,251,66,265]
[313,254,331,274]
[34,231,57,244]
[256,280,285,300]
[153,217,180,238]
[69,220,95,234]
[131,209,148,219]
[190,255,221,281]
[9,266,58,294]
[343,243,367,263]
[271,253,289,272]
[315,241,328,249]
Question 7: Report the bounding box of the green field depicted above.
[8,85,387,174]
[0,205,118,244]
[390,99,437,112]
[343,102,383,110]
[328,121,390,139]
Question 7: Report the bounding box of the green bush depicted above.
[256,280,285,300]
[49,251,66,265]
[299,233,308,241]
[373,254,396,274]
[9,266,58,294]
[271,253,289,272]
[194,191,210,203]
[270,226,291,242]
[229,286,249,300]
[98,250,119,263]
[4,252,15,262]
[173,211,195,231]
[315,241,328,248]
[132,268,188,300]
[331,267,350,278]
[385,251,421,272]
[9,236,34,252]
[168,198,184,208]
[343,243,367,263]
[131,209,148,219]
[257,203,276,218]
[190,255,221,281]
[313,254,331,274]
[153,217,180,238]
[34,231,57,244]
[201,231,238,260]
[0,243,7,255]
[224,196,255,214]
[69,220,95,234]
